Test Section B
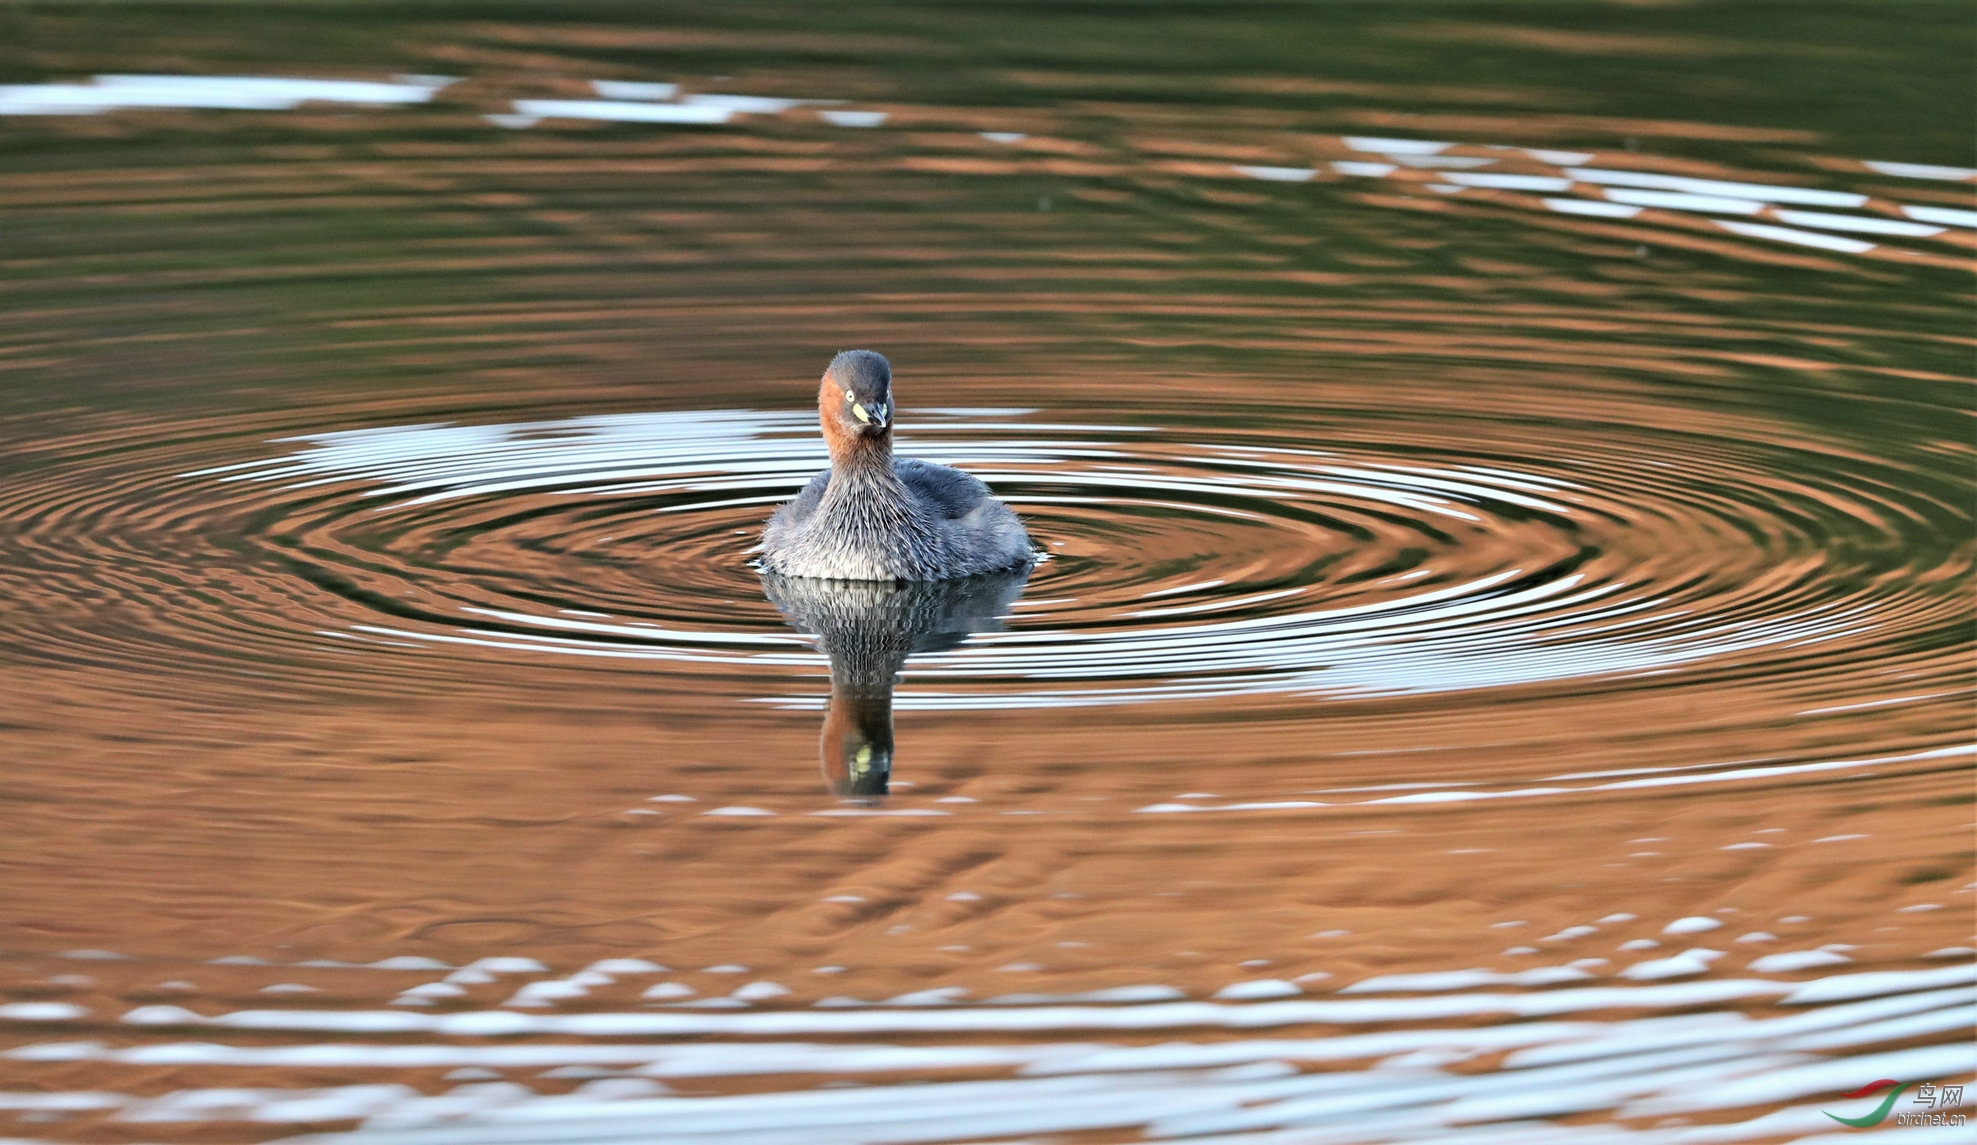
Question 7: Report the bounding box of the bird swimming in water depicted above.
[761,350,1034,581]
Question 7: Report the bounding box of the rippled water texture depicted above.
[1,4,1972,1142]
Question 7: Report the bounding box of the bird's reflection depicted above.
[761,569,1029,798]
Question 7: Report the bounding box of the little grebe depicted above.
[761,350,1033,581]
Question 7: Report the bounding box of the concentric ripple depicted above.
[8,395,1908,711]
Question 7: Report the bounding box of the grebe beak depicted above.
[851,400,890,430]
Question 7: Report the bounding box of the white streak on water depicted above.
[1129,745,1969,815]
[1769,209,1944,236]
[589,80,679,101]
[1863,160,1977,180]
[1749,951,1852,973]
[1345,136,1452,154]
[1715,221,1877,254]
[1664,917,1724,935]
[1901,204,1977,227]
[1544,198,1642,218]
[509,99,731,125]
[347,625,813,666]
[0,1002,87,1020]
[1785,962,1977,1004]
[1799,691,1953,715]
[1526,148,1595,165]
[458,607,805,647]
[0,1090,126,1110]
[1564,167,1868,208]
[1602,189,1766,215]
[1235,165,1316,182]
[1620,949,1723,980]
[0,74,449,114]
[818,109,888,127]
[1342,967,1593,993]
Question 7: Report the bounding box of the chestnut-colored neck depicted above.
[817,374,892,472]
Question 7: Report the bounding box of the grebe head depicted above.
[819,349,893,442]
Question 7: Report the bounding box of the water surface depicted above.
[0,3,1971,1142]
